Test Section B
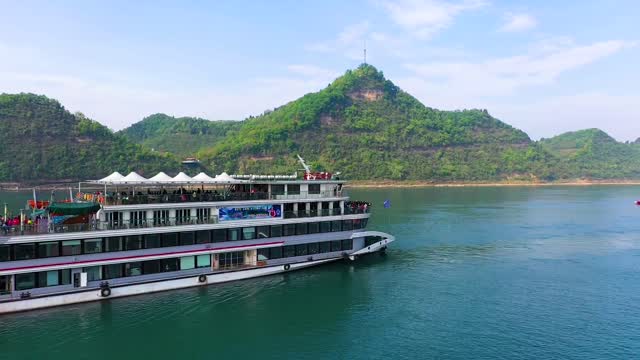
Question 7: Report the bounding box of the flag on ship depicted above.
[383,200,391,208]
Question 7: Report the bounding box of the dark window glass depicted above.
[105,237,123,252]
[361,218,368,229]
[353,218,362,229]
[125,262,143,276]
[37,271,59,287]
[228,228,240,241]
[144,234,160,249]
[84,266,102,282]
[342,220,353,231]
[212,229,227,242]
[0,245,10,262]
[161,258,179,272]
[162,233,179,247]
[308,242,319,254]
[331,221,342,232]
[283,224,296,236]
[308,222,320,234]
[270,247,283,259]
[60,269,71,285]
[296,223,308,235]
[0,275,10,295]
[124,236,142,251]
[319,242,330,253]
[342,239,353,250]
[256,226,270,238]
[143,260,161,274]
[242,227,256,240]
[195,230,211,244]
[257,248,270,261]
[283,245,296,258]
[38,242,59,258]
[271,184,285,195]
[295,244,308,256]
[270,225,283,237]
[331,240,342,252]
[196,254,210,268]
[308,184,320,194]
[84,238,103,254]
[15,273,36,290]
[14,243,35,260]
[287,184,300,195]
[61,240,82,256]
[180,232,195,246]
[103,264,123,279]
[320,221,331,233]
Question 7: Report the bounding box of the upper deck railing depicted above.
[101,189,347,206]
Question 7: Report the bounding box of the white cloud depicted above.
[500,13,537,32]
[382,0,487,38]
[305,22,369,59]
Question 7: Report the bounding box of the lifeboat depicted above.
[28,200,50,209]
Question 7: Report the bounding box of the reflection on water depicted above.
[1,186,640,359]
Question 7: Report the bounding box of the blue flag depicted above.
[383,200,391,208]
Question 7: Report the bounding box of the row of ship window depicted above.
[0,219,367,263]
[1,239,353,292]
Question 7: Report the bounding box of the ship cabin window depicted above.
[342,220,353,231]
[83,266,102,281]
[297,202,307,216]
[283,245,296,258]
[162,233,179,247]
[61,240,82,256]
[287,184,300,195]
[0,275,10,295]
[256,226,270,238]
[196,208,211,223]
[353,219,363,230]
[104,264,124,279]
[257,248,270,260]
[331,240,342,252]
[105,237,123,252]
[161,258,179,272]
[212,229,227,242]
[84,238,103,254]
[361,218,368,228]
[242,227,256,240]
[153,210,169,225]
[270,247,283,259]
[196,254,211,268]
[125,262,143,277]
[0,245,10,262]
[143,260,161,274]
[38,270,61,287]
[218,251,244,269]
[308,184,321,194]
[296,222,308,235]
[295,244,308,256]
[15,273,36,290]
[309,202,318,216]
[15,269,71,290]
[283,224,296,236]
[228,228,241,241]
[271,184,285,195]
[308,222,320,234]
[180,232,195,246]
[319,241,330,253]
[342,239,353,250]
[308,242,319,254]
[270,225,283,237]
[320,221,331,233]
[144,234,160,249]
[38,241,60,258]
[180,256,195,270]
[176,209,191,224]
[196,230,211,244]
[124,236,143,251]
[331,221,342,232]
[13,243,35,260]
[130,211,146,227]
[106,211,123,228]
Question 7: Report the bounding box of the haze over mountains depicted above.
[1,64,639,183]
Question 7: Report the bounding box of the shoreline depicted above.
[347,180,640,188]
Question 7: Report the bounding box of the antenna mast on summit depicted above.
[364,40,367,64]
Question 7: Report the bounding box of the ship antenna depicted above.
[364,39,367,64]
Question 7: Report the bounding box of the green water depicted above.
[1,187,640,359]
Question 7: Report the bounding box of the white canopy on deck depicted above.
[90,171,251,185]
[171,172,193,183]
[97,171,125,183]
[120,172,149,184]
[192,172,216,182]
[148,172,173,182]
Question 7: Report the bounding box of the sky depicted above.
[1,0,639,140]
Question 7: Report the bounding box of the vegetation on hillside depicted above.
[0,93,178,183]
[119,113,240,157]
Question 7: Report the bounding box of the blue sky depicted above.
[1,0,638,140]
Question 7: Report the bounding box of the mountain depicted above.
[0,93,178,183]
[540,129,640,179]
[199,64,555,181]
[119,113,240,157]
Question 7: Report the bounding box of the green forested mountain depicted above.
[119,113,240,157]
[540,129,640,179]
[0,93,178,183]
[199,64,556,181]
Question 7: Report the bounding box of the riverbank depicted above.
[347,179,640,188]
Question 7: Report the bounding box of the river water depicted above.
[1,186,640,359]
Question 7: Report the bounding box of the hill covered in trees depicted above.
[119,113,240,157]
[0,93,178,183]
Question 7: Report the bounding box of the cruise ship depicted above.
[0,160,394,314]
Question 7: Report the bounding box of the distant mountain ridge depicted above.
[2,64,639,183]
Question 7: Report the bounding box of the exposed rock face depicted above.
[348,89,384,102]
